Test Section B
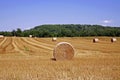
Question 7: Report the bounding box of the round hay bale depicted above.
[93,38,99,43]
[111,38,117,42]
[53,42,75,60]
[52,37,57,41]
[29,35,32,38]
[0,35,4,38]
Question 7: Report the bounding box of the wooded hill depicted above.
[0,24,120,37]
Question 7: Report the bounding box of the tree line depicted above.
[0,24,120,37]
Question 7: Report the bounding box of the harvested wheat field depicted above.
[0,37,120,80]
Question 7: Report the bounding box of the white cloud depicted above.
[103,20,112,24]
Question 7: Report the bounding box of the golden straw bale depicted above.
[53,42,75,60]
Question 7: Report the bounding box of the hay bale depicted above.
[52,37,57,41]
[93,38,99,43]
[0,35,4,38]
[53,42,75,60]
[111,38,117,42]
[29,35,32,38]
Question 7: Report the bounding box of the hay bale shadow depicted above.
[50,58,56,61]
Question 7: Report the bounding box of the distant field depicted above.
[0,37,120,80]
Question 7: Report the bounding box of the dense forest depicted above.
[0,24,120,37]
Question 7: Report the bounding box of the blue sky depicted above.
[0,0,120,31]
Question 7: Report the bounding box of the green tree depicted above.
[16,28,22,37]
